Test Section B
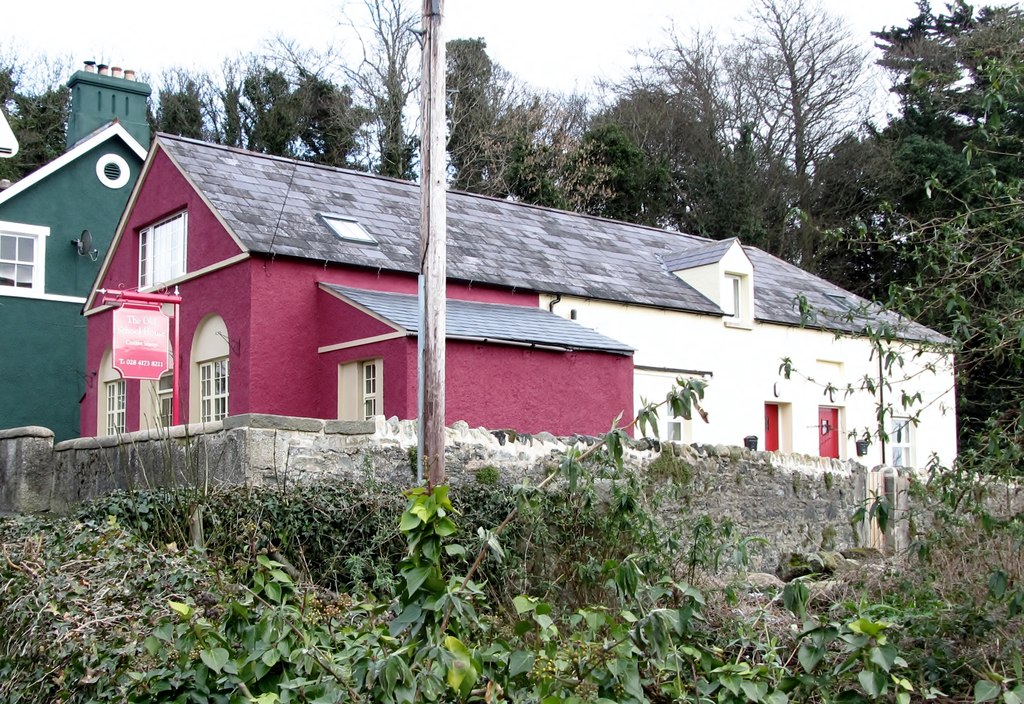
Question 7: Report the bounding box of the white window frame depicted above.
[362,360,380,420]
[199,357,229,423]
[320,214,376,243]
[158,372,174,426]
[0,221,48,297]
[725,273,743,320]
[105,379,126,435]
[890,417,913,468]
[139,211,187,290]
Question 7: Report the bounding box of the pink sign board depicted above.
[112,304,169,380]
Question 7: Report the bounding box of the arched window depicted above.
[140,371,175,430]
[96,347,125,436]
[190,314,230,423]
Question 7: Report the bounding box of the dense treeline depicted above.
[4,0,1024,458]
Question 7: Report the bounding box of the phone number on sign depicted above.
[117,359,165,368]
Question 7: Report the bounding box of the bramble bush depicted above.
[2,377,1021,702]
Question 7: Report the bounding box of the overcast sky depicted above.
[0,0,975,103]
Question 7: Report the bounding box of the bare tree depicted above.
[728,0,870,261]
[341,0,420,178]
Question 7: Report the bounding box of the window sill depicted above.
[724,319,753,331]
[1,287,86,304]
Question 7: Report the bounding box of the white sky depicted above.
[1,0,953,105]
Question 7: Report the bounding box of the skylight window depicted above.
[824,293,853,310]
[320,214,376,244]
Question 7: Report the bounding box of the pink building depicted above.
[81,136,634,437]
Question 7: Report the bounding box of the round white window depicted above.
[96,153,130,189]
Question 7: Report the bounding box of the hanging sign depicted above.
[112,303,169,380]
[0,108,17,158]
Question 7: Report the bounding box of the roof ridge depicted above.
[155,133,417,188]
[156,132,711,247]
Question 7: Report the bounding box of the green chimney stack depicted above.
[66,62,151,149]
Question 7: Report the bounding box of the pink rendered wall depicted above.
[81,309,112,436]
[82,263,254,435]
[248,257,540,419]
[315,295,632,436]
[444,341,634,436]
[318,287,401,348]
[96,147,244,292]
[83,145,253,434]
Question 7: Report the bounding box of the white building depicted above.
[543,238,956,468]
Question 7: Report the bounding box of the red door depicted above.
[765,403,780,451]
[818,407,840,458]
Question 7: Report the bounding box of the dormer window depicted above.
[320,214,376,244]
[724,272,752,328]
[139,211,186,289]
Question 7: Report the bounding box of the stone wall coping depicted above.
[324,420,376,435]
[12,414,877,480]
[224,414,326,432]
[53,421,225,451]
[0,426,54,441]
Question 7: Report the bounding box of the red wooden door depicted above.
[764,403,780,451]
[818,407,840,458]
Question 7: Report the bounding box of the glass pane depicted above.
[15,264,33,287]
[0,263,14,286]
[892,447,905,468]
[17,237,33,262]
[0,235,15,261]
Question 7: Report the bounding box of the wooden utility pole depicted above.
[419,0,447,488]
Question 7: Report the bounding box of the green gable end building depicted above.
[0,63,149,440]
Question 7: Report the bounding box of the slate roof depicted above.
[321,284,634,354]
[746,248,945,342]
[662,238,737,271]
[158,134,942,342]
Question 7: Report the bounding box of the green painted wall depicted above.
[0,137,143,440]
[0,297,86,438]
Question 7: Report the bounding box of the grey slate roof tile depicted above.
[662,238,737,271]
[159,134,942,342]
[321,284,633,354]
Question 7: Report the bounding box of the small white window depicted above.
[666,408,692,443]
[105,379,126,435]
[362,360,379,419]
[140,212,187,289]
[667,415,682,442]
[890,417,913,468]
[320,214,376,243]
[199,357,229,422]
[0,222,48,295]
[725,274,742,319]
[158,372,174,426]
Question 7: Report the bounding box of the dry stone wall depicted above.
[0,414,932,569]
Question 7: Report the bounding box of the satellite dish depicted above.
[0,108,17,158]
[72,229,99,261]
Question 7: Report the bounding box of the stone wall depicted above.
[0,414,943,569]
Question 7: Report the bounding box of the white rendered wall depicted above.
[543,295,957,469]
